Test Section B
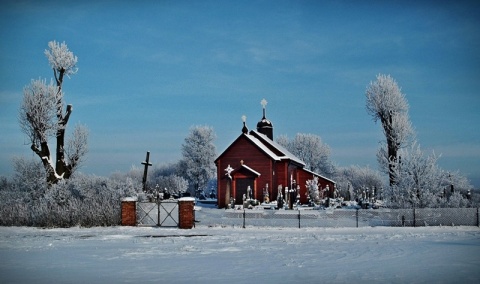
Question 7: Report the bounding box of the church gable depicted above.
[215,133,281,164]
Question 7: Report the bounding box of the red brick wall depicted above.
[178,198,195,229]
[121,201,136,226]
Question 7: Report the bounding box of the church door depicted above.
[235,178,254,204]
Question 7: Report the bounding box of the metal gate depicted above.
[137,200,179,227]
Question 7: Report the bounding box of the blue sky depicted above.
[1,0,479,187]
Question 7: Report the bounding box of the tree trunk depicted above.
[388,142,397,187]
[383,113,397,187]
[31,142,59,185]
[54,67,73,180]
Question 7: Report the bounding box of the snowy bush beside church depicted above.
[0,158,137,227]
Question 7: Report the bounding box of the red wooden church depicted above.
[215,99,336,208]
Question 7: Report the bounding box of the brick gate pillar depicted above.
[121,197,137,226]
[178,197,195,229]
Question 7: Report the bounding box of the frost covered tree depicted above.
[152,175,189,197]
[386,142,472,208]
[276,133,335,177]
[151,162,179,178]
[149,162,189,196]
[365,74,414,186]
[365,74,473,208]
[19,41,88,184]
[178,125,217,197]
[334,165,384,201]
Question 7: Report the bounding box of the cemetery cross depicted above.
[141,151,153,192]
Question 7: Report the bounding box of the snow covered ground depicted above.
[1,208,480,284]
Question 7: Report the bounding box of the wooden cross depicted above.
[141,151,152,192]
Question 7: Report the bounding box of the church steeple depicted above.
[257,98,273,140]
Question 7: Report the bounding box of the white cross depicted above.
[261,98,268,109]
[225,164,234,179]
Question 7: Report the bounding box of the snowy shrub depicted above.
[0,160,138,227]
[447,192,470,208]
[0,189,30,226]
[10,157,47,197]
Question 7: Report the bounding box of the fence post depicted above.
[157,202,161,227]
[243,209,246,229]
[413,208,416,228]
[298,210,301,229]
[477,208,479,227]
[356,208,359,228]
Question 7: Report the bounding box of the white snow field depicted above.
[1,209,479,284]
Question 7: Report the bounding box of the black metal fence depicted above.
[195,207,480,228]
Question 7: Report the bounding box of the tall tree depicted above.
[365,74,413,186]
[19,41,88,184]
[277,133,335,177]
[179,125,217,197]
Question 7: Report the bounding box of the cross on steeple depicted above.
[141,151,153,192]
[261,98,268,108]
[260,98,268,118]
